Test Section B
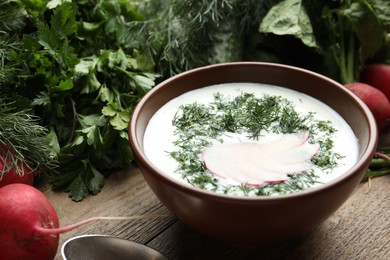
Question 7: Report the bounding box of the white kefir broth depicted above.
[143,83,359,195]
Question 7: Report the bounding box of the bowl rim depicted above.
[129,61,378,202]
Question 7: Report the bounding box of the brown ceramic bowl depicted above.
[129,62,378,244]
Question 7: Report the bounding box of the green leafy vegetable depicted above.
[0,0,158,201]
[0,98,57,177]
[259,0,390,83]
[259,0,318,49]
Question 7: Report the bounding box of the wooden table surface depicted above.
[42,166,389,260]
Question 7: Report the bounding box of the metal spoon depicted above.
[61,235,168,260]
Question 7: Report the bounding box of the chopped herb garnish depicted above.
[169,90,341,196]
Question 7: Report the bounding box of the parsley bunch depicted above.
[0,0,159,200]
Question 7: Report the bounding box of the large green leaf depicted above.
[259,0,318,49]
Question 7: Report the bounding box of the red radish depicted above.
[0,160,34,188]
[202,132,319,186]
[0,184,165,260]
[344,82,390,132]
[0,183,59,260]
[360,64,390,100]
[0,146,35,187]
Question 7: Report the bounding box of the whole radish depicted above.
[345,82,390,132]
[0,183,166,260]
[360,64,390,100]
[0,183,59,260]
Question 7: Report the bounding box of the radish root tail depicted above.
[34,214,169,235]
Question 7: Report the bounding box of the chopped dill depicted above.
[169,90,342,196]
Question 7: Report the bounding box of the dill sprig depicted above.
[169,90,340,196]
[0,0,26,33]
[0,33,22,86]
[0,99,58,177]
[157,0,236,75]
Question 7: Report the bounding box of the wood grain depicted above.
[45,167,389,260]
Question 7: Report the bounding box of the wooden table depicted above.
[43,166,389,260]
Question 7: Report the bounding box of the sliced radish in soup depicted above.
[202,132,319,186]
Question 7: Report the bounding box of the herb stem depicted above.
[345,31,356,83]
[339,15,347,84]
[364,169,390,179]
[66,97,77,145]
[369,158,390,168]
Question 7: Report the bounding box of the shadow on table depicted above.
[148,220,315,260]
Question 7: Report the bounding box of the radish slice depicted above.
[202,132,319,186]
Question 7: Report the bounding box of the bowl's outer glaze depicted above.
[129,62,378,244]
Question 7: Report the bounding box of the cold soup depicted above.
[143,83,359,196]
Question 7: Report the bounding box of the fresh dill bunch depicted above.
[0,0,27,33]
[133,0,282,77]
[0,98,58,176]
[236,0,279,33]
[139,0,244,76]
[158,0,236,75]
[0,33,22,86]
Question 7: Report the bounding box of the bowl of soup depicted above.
[129,62,378,244]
